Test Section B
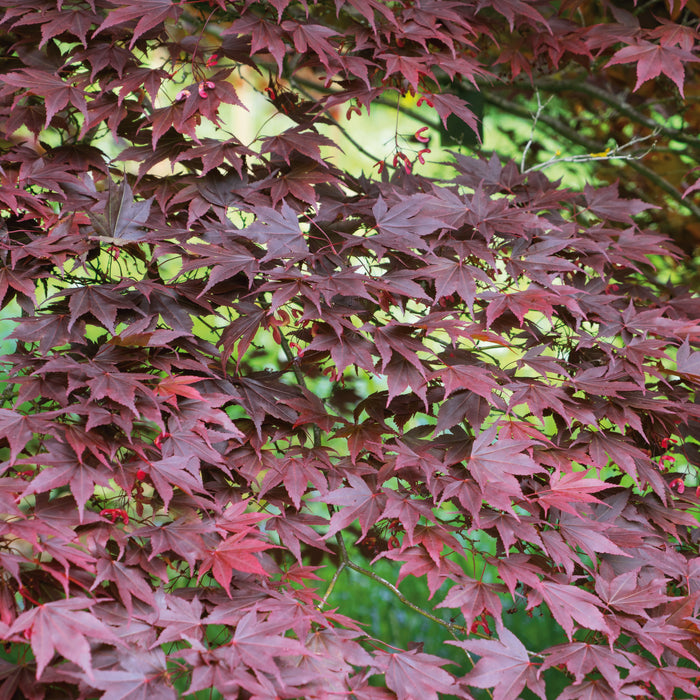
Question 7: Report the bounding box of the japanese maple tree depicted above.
[0,1,699,698]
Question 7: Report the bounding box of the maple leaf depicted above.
[1,70,88,129]
[2,1,700,695]
[152,590,205,647]
[428,91,481,139]
[333,420,386,464]
[260,127,339,164]
[382,545,464,597]
[466,427,543,510]
[268,511,331,563]
[539,642,633,689]
[594,568,675,617]
[382,649,457,700]
[372,323,429,376]
[259,454,328,510]
[132,516,213,573]
[555,678,626,699]
[451,627,545,700]
[96,0,182,47]
[199,529,275,591]
[477,0,548,30]
[422,258,489,311]
[228,610,304,671]
[583,183,658,222]
[384,353,429,405]
[224,14,288,73]
[625,661,700,700]
[21,440,113,520]
[322,473,387,541]
[378,53,431,89]
[281,21,341,72]
[372,195,447,253]
[219,302,268,364]
[89,649,176,700]
[146,455,209,511]
[537,469,609,516]
[529,580,610,640]
[675,340,700,382]
[154,375,205,405]
[233,373,301,436]
[438,363,500,402]
[436,390,491,433]
[91,558,156,617]
[379,489,435,542]
[61,285,139,334]
[555,512,628,564]
[10,598,121,679]
[605,40,698,96]
[239,202,308,261]
[87,179,154,245]
[436,578,504,631]
[21,7,99,48]
[0,409,55,463]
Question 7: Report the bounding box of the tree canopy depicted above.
[0,1,699,698]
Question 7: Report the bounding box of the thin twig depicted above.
[289,79,385,163]
[333,531,544,659]
[525,131,658,174]
[344,556,469,636]
[317,560,346,610]
[276,325,323,449]
[521,90,552,172]
[482,89,700,219]
[533,78,700,150]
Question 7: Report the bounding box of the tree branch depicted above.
[481,89,700,220]
[533,78,700,150]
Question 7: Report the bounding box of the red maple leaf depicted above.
[382,648,457,700]
[199,529,276,591]
[529,580,610,640]
[451,627,545,700]
[322,473,387,541]
[606,40,698,96]
[10,598,121,679]
[539,642,633,689]
[96,0,182,47]
[537,469,609,516]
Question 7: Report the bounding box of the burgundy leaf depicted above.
[10,598,121,679]
[383,649,457,700]
[451,627,545,700]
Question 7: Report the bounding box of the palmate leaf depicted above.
[436,578,504,632]
[451,627,545,700]
[465,426,544,510]
[372,195,447,253]
[87,179,153,245]
[0,409,56,463]
[89,650,176,700]
[537,470,610,515]
[228,611,303,671]
[529,581,610,640]
[605,40,699,96]
[382,649,458,700]
[259,453,328,510]
[0,70,88,129]
[239,201,308,261]
[198,528,276,591]
[96,0,182,47]
[539,643,633,689]
[10,598,121,679]
[146,455,209,511]
[1,0,700,697]
[322,473,387,541]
